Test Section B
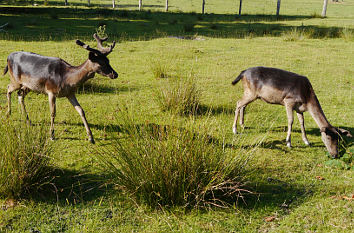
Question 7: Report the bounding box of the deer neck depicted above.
[66,60,95,87]
[307,94,332,130]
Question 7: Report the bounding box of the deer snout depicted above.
[328,147,338,159]
[110,71,118,79]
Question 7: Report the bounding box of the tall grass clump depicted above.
[96,113,250,208]
[310,12,322,18]
[150,59,170,79]
[156,74,200,115]
[282,27,305,41]
[341,27,354,41]
[0,116,52,198]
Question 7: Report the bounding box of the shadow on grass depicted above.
[28,167,111,205]
[16,121,316,212]
[196,104,235,115]
[1,1,165,8]
[18,122,350,207]
[0,6,351,42]
[90,122,314,210]
[236,172,314,211]
[26,162,312,213]
[76,81,139,94]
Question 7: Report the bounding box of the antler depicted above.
[93,33,116,55]
[76,40,101,54]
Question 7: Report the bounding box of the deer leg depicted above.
[67,95,95,144]
[284,103,294,148]
[233,94,256,134]
[18,88,30,124]
[7,83,19,116]
[48,93,56,140]
[239,106,246,129]
[296,112,310,146]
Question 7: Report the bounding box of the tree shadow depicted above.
[1,1,165,8]
[0,6,350,42]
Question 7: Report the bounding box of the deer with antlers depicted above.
[231,66,352,158]
[3,33,118,144]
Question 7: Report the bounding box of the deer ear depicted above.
[88,52,98,61]
[321,127,338,139]
[336,128,352,138]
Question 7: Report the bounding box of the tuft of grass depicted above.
[282,27,305,41]
[96,112,250,208]
[341,27,354,41]
[149,59,170,79]
[0,116,53,198]
[310,11,322,18]
[282,26,349,40]
[327,27,341,38]
[156,73,200,115]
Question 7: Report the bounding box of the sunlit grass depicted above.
[0,116,53,198]
[156,73,200,115]
[96,110,252,208]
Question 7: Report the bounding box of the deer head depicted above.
[320,127,352,158]
[76,34,118,79]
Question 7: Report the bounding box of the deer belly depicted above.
[258,87,285,104]
[20,75,47,93]
[20,76,60,95]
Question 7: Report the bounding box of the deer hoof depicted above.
[89,138,95,144]
[232,127,237,134]
[286,142,292,148]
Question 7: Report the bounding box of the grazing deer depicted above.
[3,33,118,144]
[231,66,351,158]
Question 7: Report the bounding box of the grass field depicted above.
[0,0,353,232]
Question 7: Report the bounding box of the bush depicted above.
[96,112,250,208]
[156,74,200,115]
[0,116,53,198]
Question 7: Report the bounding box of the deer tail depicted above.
[231,70,246,85]
[3,64,8,75]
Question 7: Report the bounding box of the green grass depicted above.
[156,73,201,115]
[96,109,251,208]
[0,115,53,198]
[0,0,353,232]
